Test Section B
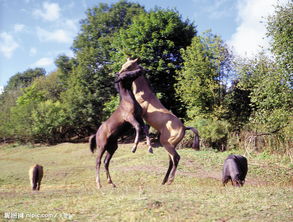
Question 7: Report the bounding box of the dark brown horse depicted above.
[119,58,200,185]
[29,164,43,191]
[89,65,152,188]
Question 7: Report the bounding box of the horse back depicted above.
[29,164,43,189]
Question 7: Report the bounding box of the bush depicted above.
[186,117,230,150]
[31,100,68,144]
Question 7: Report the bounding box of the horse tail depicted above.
[185,127,200,150]
[89,134,97,153]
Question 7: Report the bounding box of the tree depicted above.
[174,31,233,149]
[267,1,293,80]
[61,1,145,136]
[112,8,196,116]
[223,80,252,131]
[236,53,292,133]
[4,68,46,91]
[175,31,232,120]
[0,68,46,142]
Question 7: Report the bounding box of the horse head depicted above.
[118,58,140,74]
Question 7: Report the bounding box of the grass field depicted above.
[0,142,292,221]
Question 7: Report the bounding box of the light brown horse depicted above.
[118,58,199,185]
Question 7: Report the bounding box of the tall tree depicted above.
[175,31,232,120]
[266,1,293,81]
[237,54,292,133]
[4,68,46,91]
[112,8,196,116]
[62,1,145,135]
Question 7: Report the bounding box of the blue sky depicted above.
[0,0,288,91]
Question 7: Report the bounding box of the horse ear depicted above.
[133,57,139,63]
[127,57,131,61]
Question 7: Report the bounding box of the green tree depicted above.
[267,1,293,80]
[237,54,292,133]
[175,31,232,120]
[4,68,45,91]
[223,80,252,131]
[62,1,145,136]
[112,8,196,116]
[0,68,46,141]
[31,100,67,144]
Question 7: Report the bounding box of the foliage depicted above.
[102,95,120,121]
[0,68,46,141]
[187,117,231,150]
[266,2,293,80]
[236,54,292,133]
[61,1,145,135]
[0,1,291,157]
[175,31,232,119]
[3,68,45,91]
[112,8,196,116]
[31,100,68,144]
[223,80,252,130]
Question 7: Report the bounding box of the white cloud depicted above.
[0,32,19,58]
[33,2,60,21]
[29,47,37,56]
[36,27,72,43]
[64,19,79,33]
[205,0,234,19]
[193,0,235,19]
[228,0,287,57]
[14,24,26,32]
[33,57,53,67]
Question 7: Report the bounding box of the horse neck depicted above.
[118,83,137,104]
[132,76,155,96]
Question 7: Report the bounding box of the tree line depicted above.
[0,1,292,155]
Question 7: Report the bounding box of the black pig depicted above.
[222,154,248,187]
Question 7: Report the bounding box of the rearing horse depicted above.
[90,65,152,188]
[118,58,199,185]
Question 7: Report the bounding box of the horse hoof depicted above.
[131,148,136,153]
[148,148,153,154]
[167,180,174,185]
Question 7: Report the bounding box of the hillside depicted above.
[0,143,292,221]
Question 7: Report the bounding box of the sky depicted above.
[0,0,289,92]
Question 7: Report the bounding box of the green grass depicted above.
[0,143,292,221]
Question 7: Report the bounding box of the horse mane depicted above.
[114,73,120,93]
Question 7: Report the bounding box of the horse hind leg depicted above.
[104,146,118,188]
[161,143,180,185]
[95,147,106,189]
[162,156,173,185]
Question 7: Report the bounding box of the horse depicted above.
[89,65,152,188]
[29,164,43,191]
[118,58,200,185]
[222,154,248,187]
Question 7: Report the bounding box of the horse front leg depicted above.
[128,119,141,153]
[142,125,153,153]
